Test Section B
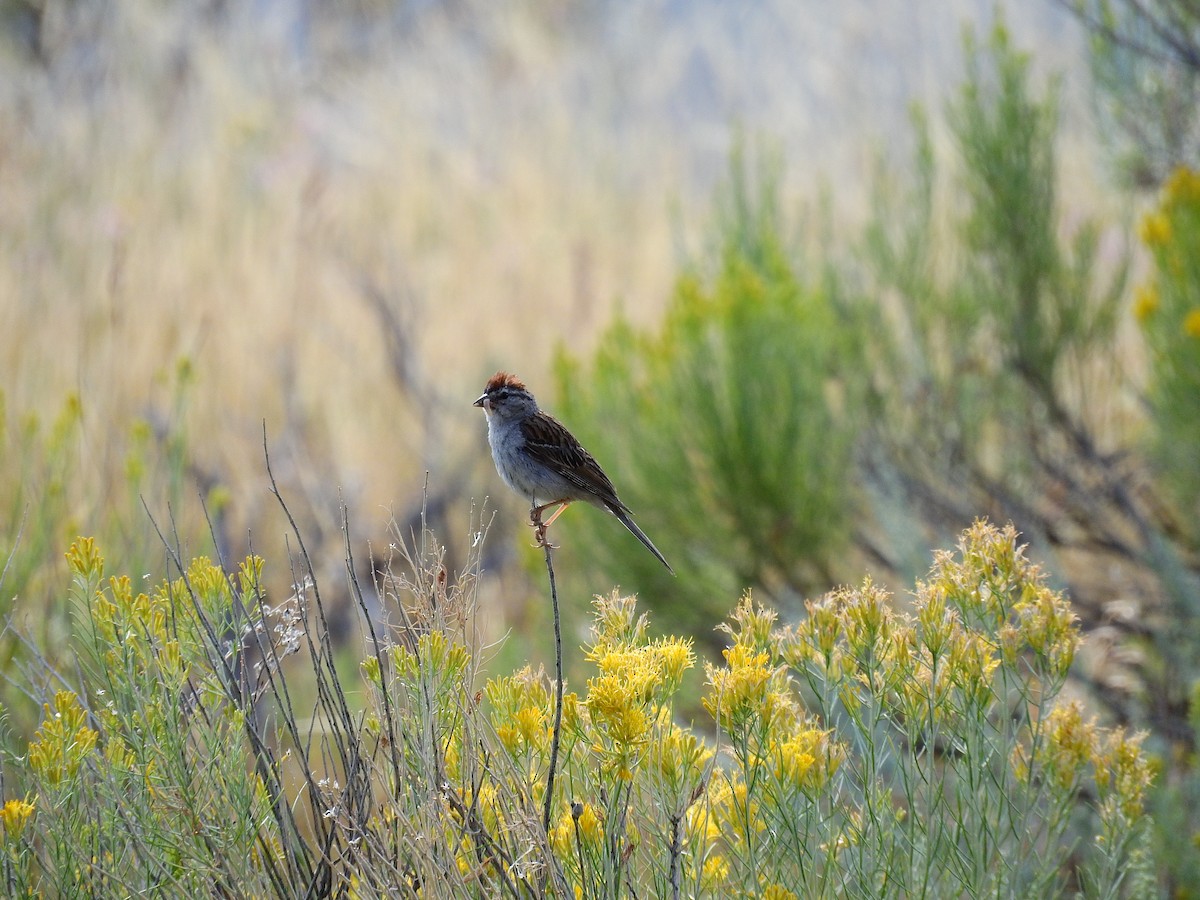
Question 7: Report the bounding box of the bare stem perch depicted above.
[541,538,565,835]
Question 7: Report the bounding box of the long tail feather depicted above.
[612,508,674,575]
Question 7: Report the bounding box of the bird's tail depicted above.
[611,508,674,575]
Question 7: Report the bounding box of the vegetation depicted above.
[1,1,1197,893]
[0,521,1155,897]
[1061,0,1200,185]
[553,153,865,634]
[550,18,1199,891]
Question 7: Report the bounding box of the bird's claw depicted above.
[532,521,558,550]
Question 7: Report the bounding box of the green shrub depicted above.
[864,19,1126,501]
[552,152,866,635]
[0,358,211,708]
[1135,166,1200,545]
[1064,0,1200,185]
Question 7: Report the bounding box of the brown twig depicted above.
[541,537,565,836]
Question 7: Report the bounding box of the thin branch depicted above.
[541,540,565,837]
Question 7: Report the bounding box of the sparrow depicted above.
[474,371,673,574]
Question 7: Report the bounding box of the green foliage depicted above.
[0,522,1155,897]
[2,540,294,896]
[553,151,866,634]
[1135,167,1200,544]
[0,392,82,636]
[863,16,1126,527]
[951,24,1120,392]
[1066,0,1200,185]
[0,358,210,723]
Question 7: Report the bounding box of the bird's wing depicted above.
[519,412,628,512]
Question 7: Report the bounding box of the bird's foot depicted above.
[532,520,558,550]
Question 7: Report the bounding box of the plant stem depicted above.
[542,540,565,834]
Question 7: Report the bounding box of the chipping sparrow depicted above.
[474,371,674,574]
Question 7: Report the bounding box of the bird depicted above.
[474,371,674,574]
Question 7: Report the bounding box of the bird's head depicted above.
[474,371,537,421]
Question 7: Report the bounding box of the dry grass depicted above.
[0,0,1114,636]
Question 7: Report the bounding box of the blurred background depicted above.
[2,0,1199,885]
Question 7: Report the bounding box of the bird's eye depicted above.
[495,389,508,400]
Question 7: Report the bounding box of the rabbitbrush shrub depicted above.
[0,521,1153,897]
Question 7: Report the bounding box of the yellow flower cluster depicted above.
[1132,283,1160,322]
[1137,165,1200,344]
[486,666,554,757]
[388,630,471,683]
[717,591,778,651]
[65,536,105,583]
[647,724,712,800]
[28,691,98,787]
[772,726,841,794]
[69,539,269,692]
[778,522,1083,742]
[1165,164,1200,206]
[1094,728,1154,821]
[585,593,694,758]
[761,885,799,900]
[1138,211,1171,247]
[1184,308,1200,338]
[1035,702,1095,792]
[548,801,603,856]
[588,590,651,650]
[1018,702,1152,819]
[703,642,778,735]
[1,797,35,841]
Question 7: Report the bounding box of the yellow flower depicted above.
[1165,165,1200,206]
[720,592,778,649]
[700,854,729,890]
[948,632,1000,709]
[1,798,35,841]
[548,812,574,855]
[561,691,585,733]
[514,706,546,746]
[549,802,603,855]
[649,724,711,794]
[65,536,105,582]
[586,670,653,750]
[762,886,798,900]
[655,638,695,686]
[1184,309,1200,338]
[1138,211,1171,247]
[237,554,265,597]
[588,591,648,653]
[703,644,774,734]
[1016,585,1079,680]
[842,579,893,663]
[773,726,841,793]
[915,585,958,660]
[28,692,99,787]
[608,705,650,747]
[801,595,843,663]
[1038,702,1097,791]
[496,724,519,754]
[1094,729,1153,819]
[1133,283,1159,322]
[575,802,602,844]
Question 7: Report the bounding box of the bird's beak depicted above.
[473,393,487,409]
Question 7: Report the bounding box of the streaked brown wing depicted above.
[519,412,627,511]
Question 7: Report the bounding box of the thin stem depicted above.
[542,540,565,834]
[668,812,682,900]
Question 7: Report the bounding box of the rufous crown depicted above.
[484,371,526,392]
